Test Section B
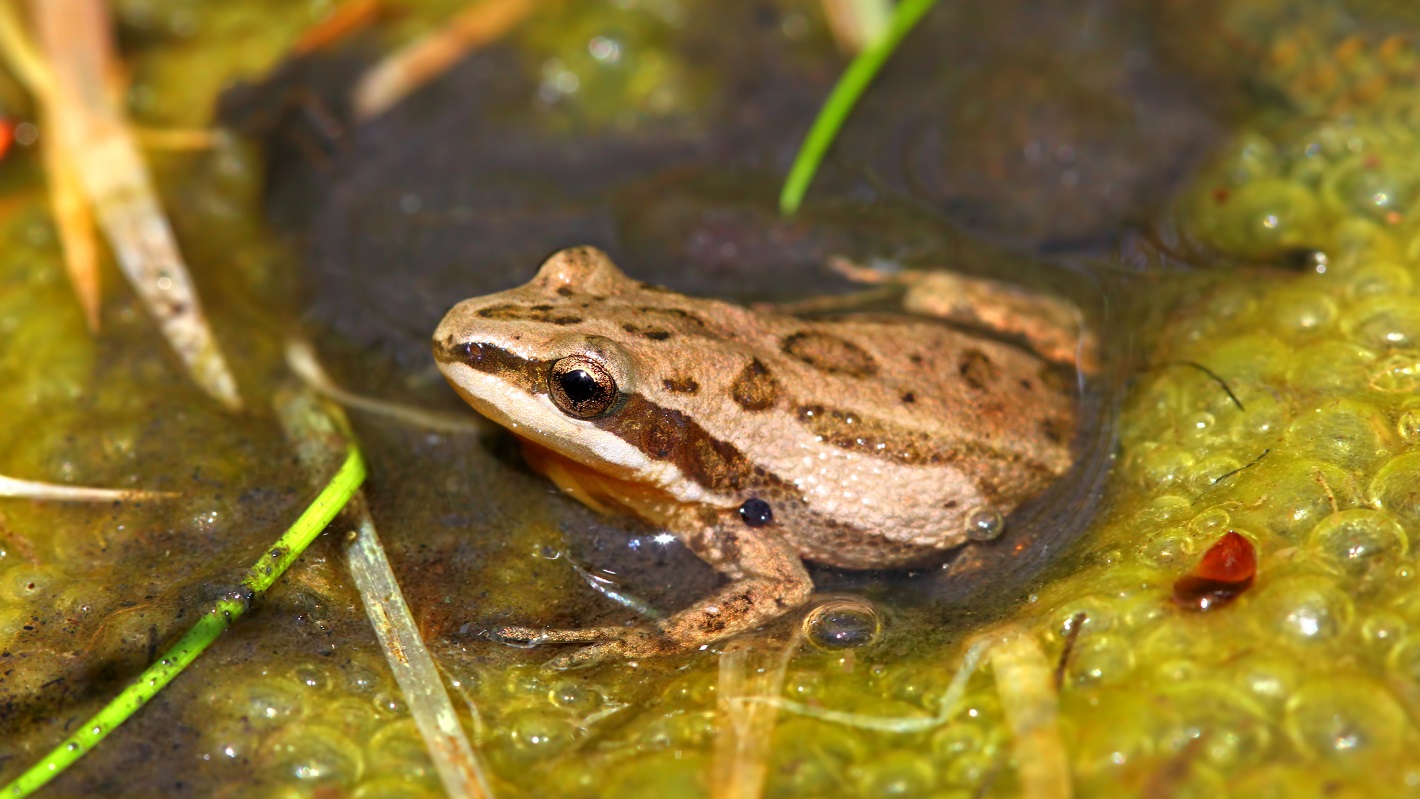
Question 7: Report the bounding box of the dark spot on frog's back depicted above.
[636,307,712,333]
[622,322,674,341]
[663,376,700,394]
[1037,362,1076,396]
[477,303,583,325]
[730,358,781,411]
[1041,415,1072,444]
[782,331,879,378]
[958,348,998,391]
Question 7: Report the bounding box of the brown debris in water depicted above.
[1172,531,1257,612]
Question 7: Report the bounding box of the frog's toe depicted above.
[492,624,627,647]
[544,630,679,670]
[543,641,624,670]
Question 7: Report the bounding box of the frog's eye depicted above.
[549,356,619,418]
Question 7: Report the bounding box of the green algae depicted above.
[3,2,1420,798]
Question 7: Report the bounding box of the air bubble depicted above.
[1305,508,1408,577]
[802,596,882,651]
[1284,677,1405,763]
[964,506,1005,541]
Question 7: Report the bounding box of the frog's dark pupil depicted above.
[560,369,601,403]
[738,497,773,527]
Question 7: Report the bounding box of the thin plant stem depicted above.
[1,447,366,798]
[779,0,939,216]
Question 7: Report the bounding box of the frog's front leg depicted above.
[499,526,813,670]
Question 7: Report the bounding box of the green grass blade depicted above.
[779,0,940,216]
[2,447,367,799]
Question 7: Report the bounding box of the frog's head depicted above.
[433,246,741,497]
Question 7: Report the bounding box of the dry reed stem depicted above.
[286,338,489,434]
[714,630,803,799]
[40,109,99,329]
[0,474,174,502]
[30,0,243,410]
[987,626,1071,799]
[353,0,535,119]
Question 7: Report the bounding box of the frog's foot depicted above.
[495,530,815,670]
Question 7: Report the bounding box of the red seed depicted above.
[0,119,13,161]
[1173,531,1257,612]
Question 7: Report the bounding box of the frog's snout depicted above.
[432,299,482,365]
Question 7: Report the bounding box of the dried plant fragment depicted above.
[277,388,493,799]
[0,2,100,329]
[0,474,174,502]
[820,0,891,53]
[28,0,243,410]
[353,0,535,120]
[1173,530,1257,611]
[286,338,489,434]
[41,110,99,329]
[987,626,1071,799]
[714,631,802,799]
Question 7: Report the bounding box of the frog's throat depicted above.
[519,438,719,524]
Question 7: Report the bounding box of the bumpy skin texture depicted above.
[433,247,1079,666]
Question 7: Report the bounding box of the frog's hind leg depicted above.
[500,528,813,670]
[830,256,1096,370]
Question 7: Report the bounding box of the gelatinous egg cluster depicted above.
[1037,39,1420,792]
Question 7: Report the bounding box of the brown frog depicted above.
[433,246,1086,667]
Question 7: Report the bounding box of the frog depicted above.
[432,246,1088,668]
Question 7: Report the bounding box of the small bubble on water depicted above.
[965,506,1005,541]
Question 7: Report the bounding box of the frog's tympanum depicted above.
[433,247,1082,667]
